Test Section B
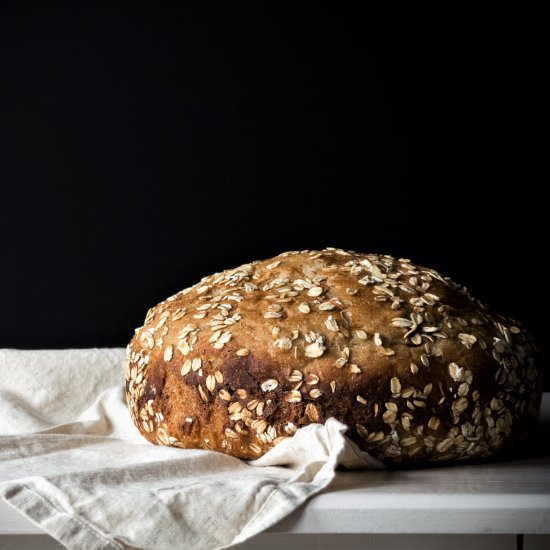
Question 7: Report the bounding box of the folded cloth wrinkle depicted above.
[0,348,382,549]
[0,389,53,433]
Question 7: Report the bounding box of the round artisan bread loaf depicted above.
[125,248,541,463]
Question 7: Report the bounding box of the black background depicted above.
[0,3,545,386]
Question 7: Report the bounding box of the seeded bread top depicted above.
[126,248,540,461]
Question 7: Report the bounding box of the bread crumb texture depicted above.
[125,248,541,463]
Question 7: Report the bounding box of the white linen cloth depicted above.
[0,348,383,549]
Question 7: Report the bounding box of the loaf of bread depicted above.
[125,249,541,464]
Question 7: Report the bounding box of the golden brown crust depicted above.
[125,249,541,463]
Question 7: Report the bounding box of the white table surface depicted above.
[1,394,549,537]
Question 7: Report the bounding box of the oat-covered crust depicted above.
[125,248,541,463]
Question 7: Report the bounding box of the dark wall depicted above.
[0,3,545,386]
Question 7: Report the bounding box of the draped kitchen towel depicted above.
[0,349,382,549]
